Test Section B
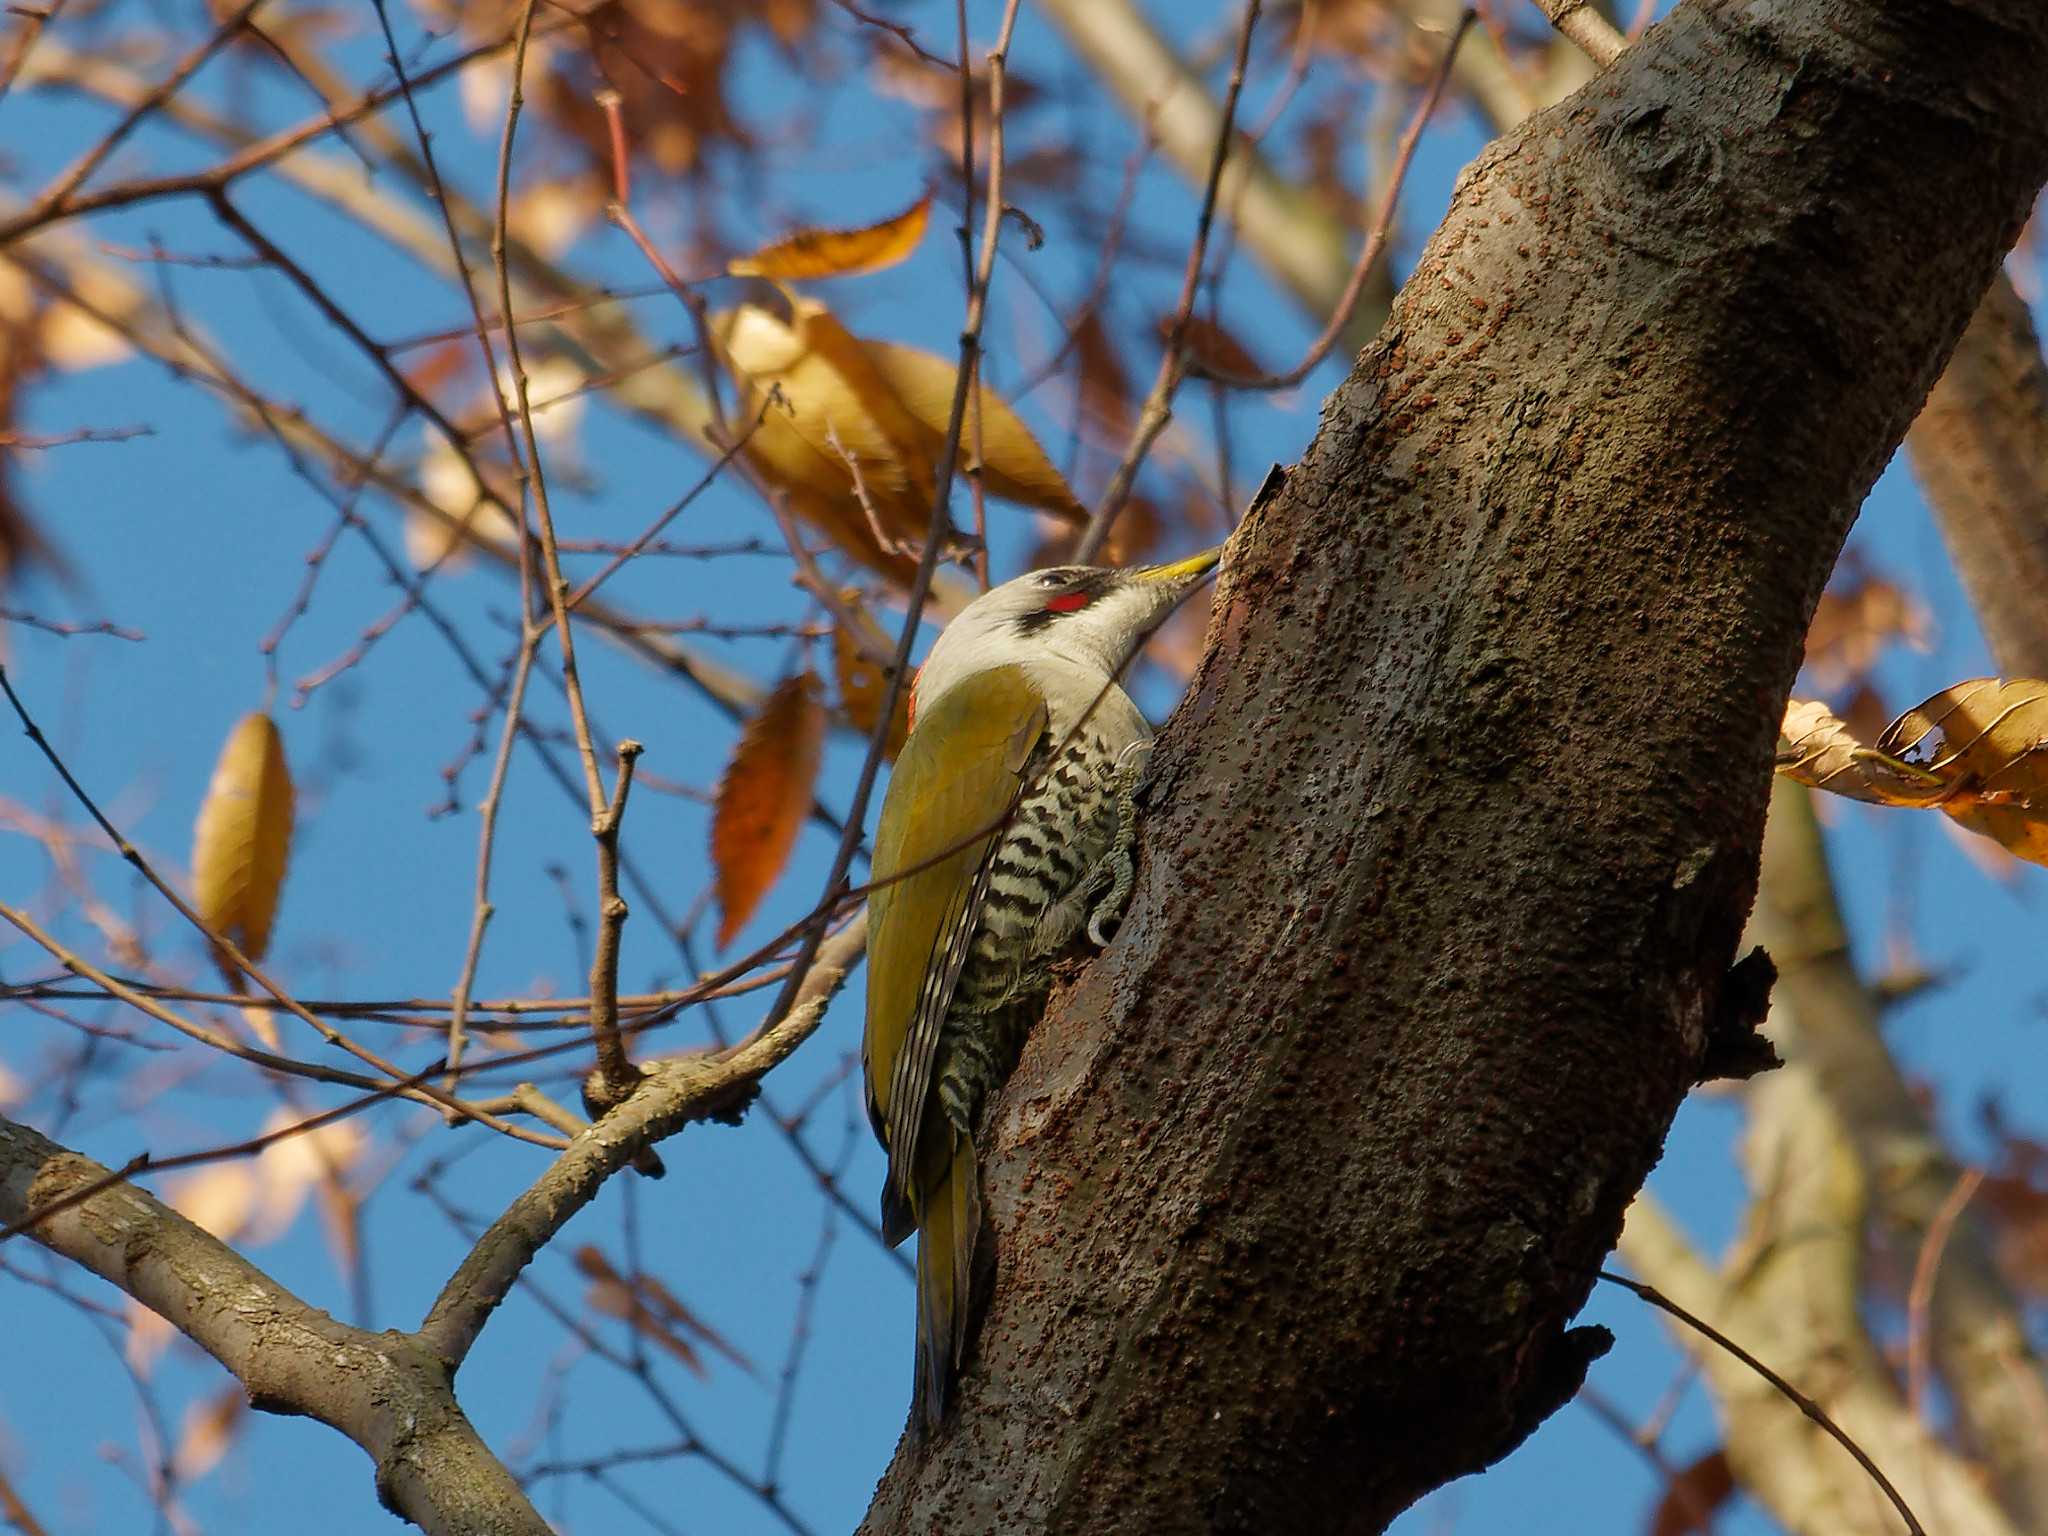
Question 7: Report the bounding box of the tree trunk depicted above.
[860,1,2048,1531]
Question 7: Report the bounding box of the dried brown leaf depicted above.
[1648,1448,1734,1536]
[1775,698,1950,807]
[1164,314,1268,380]
[574,1245,752,1376]
[831,589,909,759]
[1782,682,2048,868]
[1804,570,1931,691]
[711,672,826,948]
[1071,310,1132,438]
[191,713,295,979]
[729,189,932,280]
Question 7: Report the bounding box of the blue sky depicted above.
[1,3,2041,1533]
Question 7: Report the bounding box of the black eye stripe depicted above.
[1014,569,1109,634]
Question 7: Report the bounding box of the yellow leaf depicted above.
[237,1002,280,1051]
[831,589,910,760]
[728,189,933,280]
[191,712,295,981]
[713,300,1085,578]
[711,673,826,948]
[171,1386,244,1482]
[863,340,1084,519]
[717,300,932,548]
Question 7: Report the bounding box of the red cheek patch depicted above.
[1044,592,1093,613]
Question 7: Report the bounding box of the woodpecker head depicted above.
[911,546,1223,719]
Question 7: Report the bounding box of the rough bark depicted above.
[861,1,2048,1531]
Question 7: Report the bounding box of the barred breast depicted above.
[933,719,1138,1138]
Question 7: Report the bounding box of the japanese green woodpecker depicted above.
[863,546,1223,1431]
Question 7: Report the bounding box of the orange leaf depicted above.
[729,189,933,280]
[712,673,826,948]
[191,712,295,981]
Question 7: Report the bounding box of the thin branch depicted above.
[11,0,268,230]
[1906,1165,1986,1419]
[1533,0,1625,67]
[585,740,644,1101]
[0,609,143,641]
[493,0,605,817]
[0,0,65,103]
[1599,1270,1927,1536]
[419,914,868,1368]
[0,424,151,449]
[1072,0,1261,562]
[1186,11,1475,392]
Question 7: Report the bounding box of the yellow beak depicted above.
[1133,545,1224,586]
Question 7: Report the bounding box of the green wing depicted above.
[864,664,1046,1241]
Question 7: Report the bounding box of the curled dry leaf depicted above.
[1880,677,2048,865]
[1778,680,2048,867]
[711,672,827,948]
[1776,698,1950,807]
[831,588,910,760]
[1648,1447,1735,1536]
[714,298,1083,578]
[191,712,295,983]
[729,188,932,280]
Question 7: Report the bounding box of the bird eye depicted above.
[1033,568,1071,589]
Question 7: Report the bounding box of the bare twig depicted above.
[1072,0,1262,562]
[1599,1269,1928,1536]
[0,424,151,449]
[1532,0,1625,67]
[11,0,268,232]
[585,740,644,1103]
[0,609,143,641]
[419,915,869,1368]
[1906,1165,1986,1418]
[493,0,605,818]
[1186,11,1475,393]
[0,0,65,103]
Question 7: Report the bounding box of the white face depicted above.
[911,563,1203,717]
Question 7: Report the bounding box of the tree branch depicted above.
[420,912,867,1369]
[0,1115,551,1536]
[1906,266,2048,679]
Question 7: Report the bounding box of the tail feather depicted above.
[910,1133,981,1433]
